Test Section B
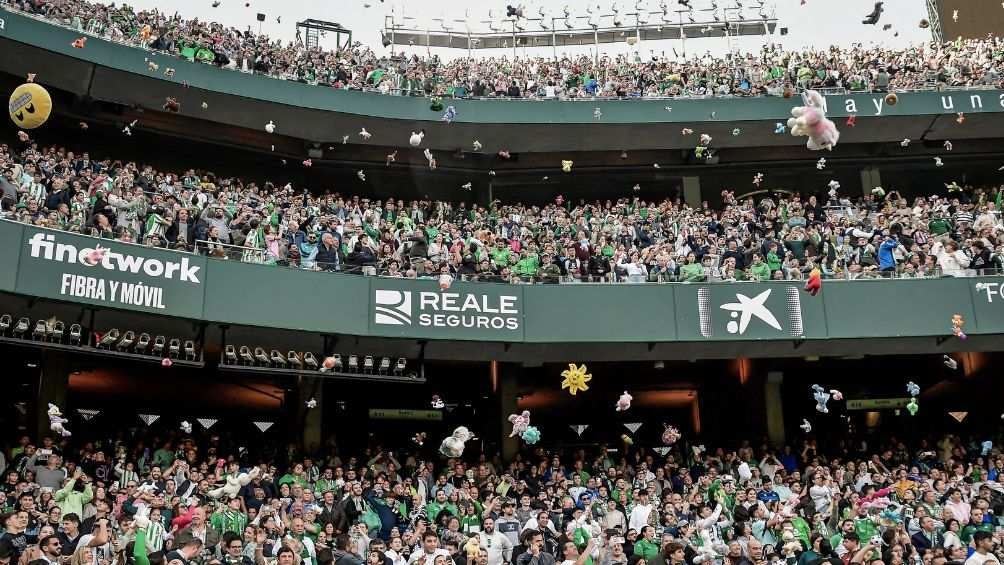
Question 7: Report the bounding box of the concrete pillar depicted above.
[36,353,70,441]
[860,167,881,196]
[682,176,701,208]
[498,364,519,461]
[765,371,785,447]
[295,376,323,453]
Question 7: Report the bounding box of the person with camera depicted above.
[515,530,555,565]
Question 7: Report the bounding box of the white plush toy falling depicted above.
[440,426,475,458]
[409,131,425,147]
[787,90,840,151]
[615,391,633,411]
[48,404,71,437]
[208,466,260,499]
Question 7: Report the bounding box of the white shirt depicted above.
[965,552,1001,565]
[628,503,653,532]
[480,531,514,565]
[408,549,452,565]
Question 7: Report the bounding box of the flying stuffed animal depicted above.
[615,391,633,411]
[804,268,821,296]
[508,411,531,437]
[48,404,72,437]
[208,466,260,499]
[811,384,831,413]
[440,426,475,458]
[787,90,840,151]
[662,425,681,445]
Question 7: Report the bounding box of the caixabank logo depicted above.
[697,287,804,338]
[374,289,520,330]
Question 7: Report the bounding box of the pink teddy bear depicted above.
[787,90,840,151]
[508,410,530,438]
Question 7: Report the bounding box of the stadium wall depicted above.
[4,221,1003,344]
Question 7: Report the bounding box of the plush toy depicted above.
[264,120,275,133]
[561,160,573,173]
[662,425,681,445]
[409,131,425,147]
[72,37,87,49]
[738,462,752,482]
[906,382,920,397]
[429,97,443,112]
[134,505,151,529]
[440,426,475,458]
[787,90,840,151]
[442,106,457,123]
[906,398,919,416]
[84,245,108,266]
[431,395,445,409]
[508,410,531,437]
[811,385,831,413]
[859,497,891,511]
[521,426,541,445]
[951,314,966,339]
[800,419,812,433]
[780,531,802,558]
[615,391,633,412]
[830,389,843,400]
[412,432,426,446]
[621,434,633,446]
[48,404,71,437]
[464,535,481,561]
[208,466,260,499]
[804,268,821,296]
[560,364,592,395]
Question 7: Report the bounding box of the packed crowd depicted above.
[3,140,1004,284]
[6,0,1004,98]
[0,429,1003,565]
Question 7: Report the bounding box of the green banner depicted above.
[674,282,827,341]
[13,224,206,318]
[845,398,911,410]
[367,278,524,341]
[822,278,975,339]
[368,409,443,421]
[971,280,1004,335]
[201,259,370,334]
[522,284,678,342]
[0,221,21,293]
[2,6,1003,125]
[5,221,1004,343]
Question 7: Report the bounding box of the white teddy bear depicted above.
[48,404,71,437]
[208,466,260,499]
[440,426,475,458]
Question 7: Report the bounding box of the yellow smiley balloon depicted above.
[9,83,53,130]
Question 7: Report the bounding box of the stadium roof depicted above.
[381,3,778,51]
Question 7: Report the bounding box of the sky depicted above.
[119,0,935,60]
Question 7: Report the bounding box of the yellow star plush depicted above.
[561,363,592,395]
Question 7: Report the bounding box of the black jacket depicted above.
[316,243,344,270]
